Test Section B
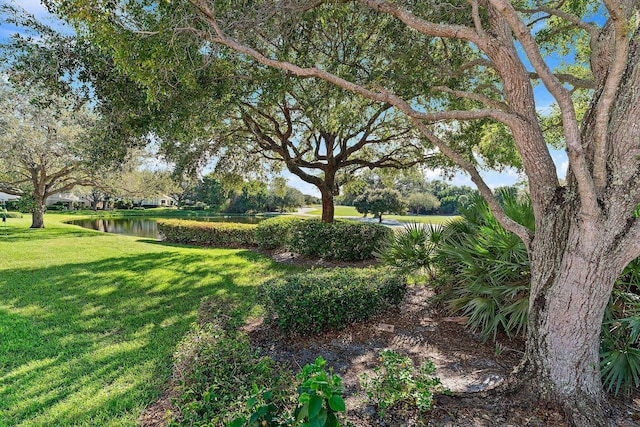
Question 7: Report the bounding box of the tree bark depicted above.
[31,197,46,229]
[522,229,616,424]
[320,188,335,223]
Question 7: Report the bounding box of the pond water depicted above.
[68,216,265,239]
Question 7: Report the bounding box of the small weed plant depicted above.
[231,356,347,427]
[360,350,447,419]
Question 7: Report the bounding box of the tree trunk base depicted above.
[457,361,616,427]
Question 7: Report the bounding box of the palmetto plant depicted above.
[436,190,639,395]
[435,190,532,342]
[376,222,443,280]
[379,189,640,395]
[600,258,640,396]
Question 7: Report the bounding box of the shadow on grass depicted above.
[0,222,103,243]
[0,249,292,426]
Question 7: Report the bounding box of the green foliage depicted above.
[600,258,640,396]
[191,174,227,211]
[1,209,23,218]
[434,191,532,341]
[360,350,446,419]
[435,192,640,395]
[289,220,392,261]
[258,268,407,335]
[226,180,270,214]
[405,192,441,215]
[13,192,36,213]
[427,181,478,215]
[158,219,258,248]
[376,222,442,278]
[230,356,347,427]
[172,322,293,426]
[255,216,305,250]
[293,356,346,427]
[353,189,406,222]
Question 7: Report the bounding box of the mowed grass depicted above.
[0,214,296,426]
[305,205,458,224]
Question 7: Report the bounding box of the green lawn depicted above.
[304,206,458,224]
[0,214,295,426]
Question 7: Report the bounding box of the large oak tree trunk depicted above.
[320,189,335,223]
[31,197,46,229]
[522,227,618,424]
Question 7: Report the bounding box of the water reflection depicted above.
[69,216,265,239]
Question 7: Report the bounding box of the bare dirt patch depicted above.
[244,285,640,426]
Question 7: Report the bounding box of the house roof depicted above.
[0,192,20,201]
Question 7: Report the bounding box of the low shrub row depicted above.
[258,267,407,335]
[256,217,392,261]
[254,216,304,250]
[159,216,392,261]
[2,210,22,218]
[157,219,257,248]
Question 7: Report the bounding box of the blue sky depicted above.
[4,0,569,197]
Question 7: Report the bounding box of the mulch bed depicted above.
[140,254,640,427]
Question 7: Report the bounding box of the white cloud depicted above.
[423,168,444,180]
[561,161,568,176]
[282,172,321,197]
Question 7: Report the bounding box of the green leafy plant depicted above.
[600,258,640,396]
[228,387,293,427]
[376,222,443,278]
[255,216,304,250]
[171,322,292,426]
[258,268,407,335]
[230,356,346,427]
[158,219,258,248]
[288,219,392,261]
[360,350,447,419]
[434,190,640,394]
[293,356,346,426]
[434,190,532,341]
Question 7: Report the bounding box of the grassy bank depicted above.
[53,207,270,219]
[0,214,295,426]
[305,206,458,224]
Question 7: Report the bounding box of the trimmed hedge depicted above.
[255,216,304,250]
[288,219,392,261]
[2,211,22,218]
[157,219,257,248]
[258,268,407,334]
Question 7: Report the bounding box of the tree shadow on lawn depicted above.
[0,249,290,426]
[0,222,105,243]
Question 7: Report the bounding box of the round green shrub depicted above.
[258,267,407,335]
[255,215,304,250]
[288,219,392,261]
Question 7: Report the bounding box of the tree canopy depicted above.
[47,0,640,423]
[0,84,97,227]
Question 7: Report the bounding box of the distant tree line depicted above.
[337,172,483,216]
